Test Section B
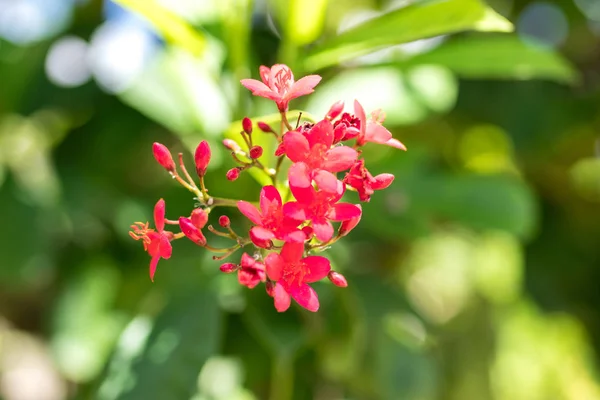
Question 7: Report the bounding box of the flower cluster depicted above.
[130,64,405,312]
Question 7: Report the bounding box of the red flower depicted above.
[284,120,357,193]
[265,241,331,312]
[283,182,362,242]
[237,186,304,248]
[238,253,266,289]
[344,159,394,202]
[353,100,407,150]
[129,199,173,281]
[179,208,209,246]
[240,64,321,111]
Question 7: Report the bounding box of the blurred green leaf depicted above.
[97,289,221,400]
[287,0,329,46]
[304,0,513,71]
[113,0,206,56]
[401,35,578,83]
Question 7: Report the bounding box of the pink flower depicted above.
[343,159,395,202]
[264,241,331,312]
[284,120,357,193]
[237,185,304,248]
[129,199,173,281]
[283,182,362,242]
[241,64,321,111]
[353,100,407,150]
[178,208,209,246]
[238,253,266,289]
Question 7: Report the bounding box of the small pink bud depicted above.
[328,271,348,288]
[220,263,237,273]
[152,142,175,172]
[265,281,275,297]
[178,217,207,246]
[242,117,253,135]
[339,205,361,237]
[194,141,211,177]
[257,122,273,133]
[223,139,241,152]
[226,168,240,181]
[191,208,208,229]
[326,100,344,120]
[249,146,263,159]
[218,215,230,227]
[301,226,314,239]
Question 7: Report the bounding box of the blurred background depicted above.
[1,0,600,399]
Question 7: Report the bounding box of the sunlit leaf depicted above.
[304,0,513,71]
[401,35,578,83]
[287,0,329,46]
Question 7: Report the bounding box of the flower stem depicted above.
[280,111,293,131]
[270,354,294,400]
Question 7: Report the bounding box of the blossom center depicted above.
[282,260,307,287]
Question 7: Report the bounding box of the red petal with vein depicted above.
[274,283,291,312]
[283,131,310,162]
[323,146,358,172]
[154,199,165,232]
[313,219,334,242]
[237,201,262,225]
[265,253,283,281]
[289,284,320,312]
[303,256,331,283]
[328,203,362,221]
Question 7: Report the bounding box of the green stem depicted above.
[269,353,294,400]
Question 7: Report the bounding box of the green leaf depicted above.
[287,0,329,45]
[113,0,206,56]
[303,0,513,71]
[401,35,578,83]
[97,289,221,400]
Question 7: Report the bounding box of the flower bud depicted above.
[191,208,208,229]
[178,217,207,246]
[220,263,237,273]
[326,100,344,120]
[257,122,273,133]
[249,145,263,159]
[152,142,176,172]
[242,117,253,135]
[218,215,230,227]
[265,281,275,297]
[223,139,241,152]
[226,168,240,181]
[339,205,361,237]
[194,140,211,177]
[328,271,348,288]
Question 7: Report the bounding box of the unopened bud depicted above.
[194,140,211,177]
[226,168,240,181]
[257,122,273,133]
[191,208,208,229]
[242,117,253,135]
[249,146,263,159]
[223,139,241,152]
[178,217,207,246]
[326,100,344,120]
[339,205,361,237]
[152,142,176,172]
[218,215,230,227]
[328,271,348,288]
[265,281,275,297]
[220,263,237,273]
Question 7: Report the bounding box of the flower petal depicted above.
[289,284,320,312]
[327,203,362,221]
[303,256,331,283]
[287,75,322,101]
[191,208,208,229]
[353,100,367,136]
[313,170,339,193]
[259,65,271,85]
[322,146,358,172]
[238,269,261,289]
[240,78,271,94]
[282,229,306,243]
[365,122,392,144]
[250,226,275,242]
[158,234,172,259]
[274,283,291,312]
[283,131,310,162]
[260,185,282,215]
[237,201,263,225]
[385,138,407,150]
[372,173,395,190]
[305,119,333,149]
[288,162,312,189]
[154,199,165,232]
[280,241,304,263]
[313,219,334,242]
[283,201,308,221]
[265,253,283,281]
[149,255,160,282]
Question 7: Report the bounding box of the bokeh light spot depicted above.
[517,2,569,48]
[45,36,91,88]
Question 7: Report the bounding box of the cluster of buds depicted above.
[130,64,406,312]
